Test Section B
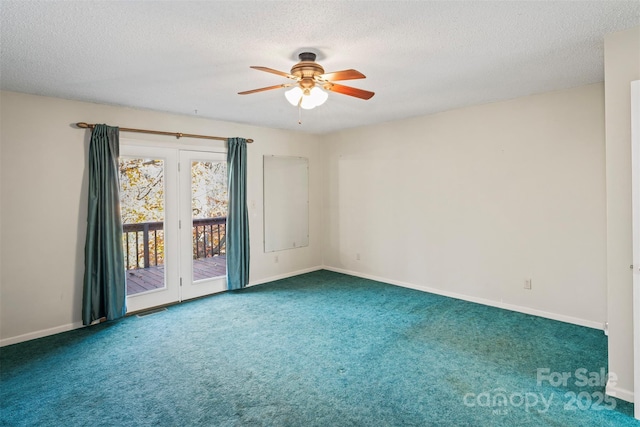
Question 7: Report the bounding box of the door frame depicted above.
[120,138,228,313]
[631,80,639,420]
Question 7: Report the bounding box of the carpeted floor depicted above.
[1,270,637,426]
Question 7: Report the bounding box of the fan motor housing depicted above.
[291,52,324,87]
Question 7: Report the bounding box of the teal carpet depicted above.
[1,270,637,426]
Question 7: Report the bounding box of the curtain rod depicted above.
[75,122,254,143]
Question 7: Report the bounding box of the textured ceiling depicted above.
[1,1,639,134]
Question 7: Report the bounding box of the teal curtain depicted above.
[226,137,250,290]
[82,124,126,325]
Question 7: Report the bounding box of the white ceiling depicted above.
[1,1,639,134]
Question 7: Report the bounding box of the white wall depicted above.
[0,91,323,345]
[322,83,607,329]
[0,81,617,357]
[604,26,640,403]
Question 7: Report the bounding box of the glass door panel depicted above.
[119,157,166,295]
[191,159,227,281]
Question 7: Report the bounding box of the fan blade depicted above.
[317,69,366,81]
[250,66,297,80]
[238,83,292,95]
[325,83,375,100]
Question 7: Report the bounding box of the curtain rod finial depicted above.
[76,122,91,129]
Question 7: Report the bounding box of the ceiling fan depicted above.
[238,52,374,110]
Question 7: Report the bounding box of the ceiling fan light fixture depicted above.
[309,86,328,106]
[286,86,328,109]
[300,94,317,110]
[240,53,374,116]
[285,86,303,106]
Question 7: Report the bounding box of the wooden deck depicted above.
[126,255,226,295]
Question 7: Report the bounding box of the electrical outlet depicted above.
[524,279,532,290]
[274,255,279,263]
[356,253,361,261]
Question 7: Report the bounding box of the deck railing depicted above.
[122,217,226,270]
[193,217,226,259]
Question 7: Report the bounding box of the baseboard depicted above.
[0,321,85,347]
[1,266,324,347]
[0,265,604,347]
[322,266,604,331]
[248,265,324,287]
[606,382,634,403]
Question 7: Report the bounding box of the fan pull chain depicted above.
[298,97,303,125]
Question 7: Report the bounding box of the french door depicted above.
[119,145,227,313]
[179,151,228,300]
